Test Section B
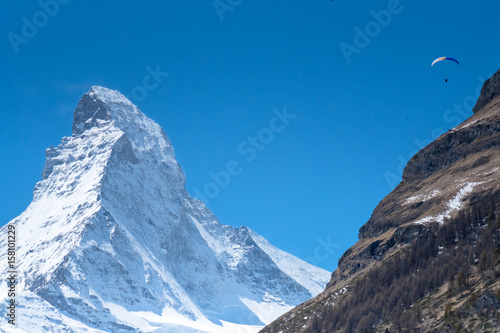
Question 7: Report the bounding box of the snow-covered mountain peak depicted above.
[72,86,167,147]
[73,86,128,134]
[0,87,331,333]
[88,85,133,106]
[68,85,182,180]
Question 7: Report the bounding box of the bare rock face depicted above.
[402,116,500,182]
[404,69,500,181]
[473,68,500,113]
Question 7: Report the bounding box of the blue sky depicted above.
[1,0,499,271]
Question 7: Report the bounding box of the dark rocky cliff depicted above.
[473,68,500,113]
[261,69,500,333]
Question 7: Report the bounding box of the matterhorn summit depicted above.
[0,86,330,333]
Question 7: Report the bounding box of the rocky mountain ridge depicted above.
[262,68,500,333]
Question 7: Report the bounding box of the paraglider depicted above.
[431,57,459,82]
[431,57,459,67]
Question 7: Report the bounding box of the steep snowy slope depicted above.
[0,86,330,333]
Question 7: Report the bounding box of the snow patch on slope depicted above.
[102,301,263,333]
[404,190,441,205]
[240,295,294,325]
[248,229,331,296]
[414,181,488,225]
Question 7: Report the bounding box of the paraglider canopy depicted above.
[431,57,459,66]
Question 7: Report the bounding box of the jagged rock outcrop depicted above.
[473,68,500,113]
